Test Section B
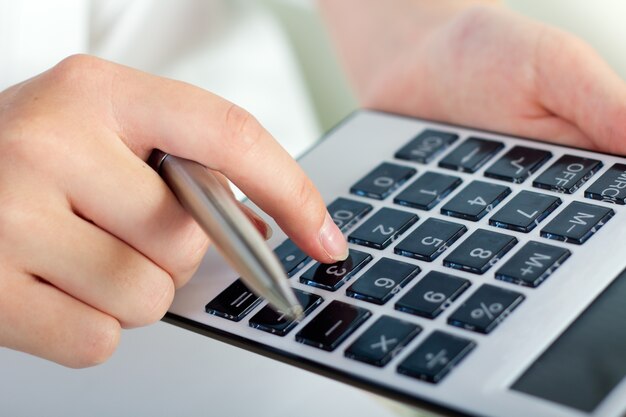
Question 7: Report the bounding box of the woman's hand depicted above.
[321,1,626,154]
[0,55,347,368]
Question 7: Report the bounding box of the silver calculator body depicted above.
[166,110,626,417]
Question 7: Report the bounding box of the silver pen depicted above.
[149,150,304,320]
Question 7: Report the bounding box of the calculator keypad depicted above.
[443,229,517,274]
[295,300,371,351]
[540,201,614,244]
[350,162,416,200]
[205,279,262,322]
[394,129,458,163]
[441,181,511,222]
[484,146,551,183]
[274,239,311,277]
[348,208,418,249]
[439,137,504,173]
[394,172,462,210]
[395,218,467,262]
[533,155,602,193]
[203,123,626,392]
[345,315,421,367]
[300,249,372,291]
[249,289,323,336]
[489,191,561,233]
[327,198,373,231]
[447,284,524,334]
[395,271,470,319]
[397,331,475,383]
[495,241,571,287]
[346,258,420,305]
[584,163,626,205]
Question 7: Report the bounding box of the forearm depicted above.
[318,0,499,96]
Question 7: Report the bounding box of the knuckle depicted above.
[222,103,263,158]
[171,224,210,288]
[48,54,108,87]
[132,269,175,327]
[68,315,120,368]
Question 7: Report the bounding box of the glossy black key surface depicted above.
[394,172,462,210]
[540,201,614,244]
[396,271,470,319]
[585,163,626,205]
[496,241,571,287]
[327,198,373,231]
[395,129,459,163]
[345,316,421,367]
[484,146,552,183]
[346,258,420,305]
[394,218,467,262]
[440,181,511,222]
[274,239,310,277]
[448,284,524,334]
[249,289,323,336]
[533,155,602,193]
[205,279,262,322]
[300,249,372,291]
[397,331,475,383]
[348,208,418,250]
[439,137,504,173]
[295,300,371,351]
[444,229,517,275]
[350,162,416,200]
[489,191,561,233]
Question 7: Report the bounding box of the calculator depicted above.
[165,110,626,417]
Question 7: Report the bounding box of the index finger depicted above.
[92,56,348,263]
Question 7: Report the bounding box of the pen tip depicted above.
[290,305,305,321]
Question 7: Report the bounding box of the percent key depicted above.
[447,284,524,334]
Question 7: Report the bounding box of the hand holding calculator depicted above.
[166,110,626,417]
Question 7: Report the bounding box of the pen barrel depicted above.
[155,153,301,318]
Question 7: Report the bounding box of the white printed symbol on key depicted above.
[425,350,449,369]
[510,157,526,174]
[470,302,503,320]
[370,335,398,353]
[285,254,296,262]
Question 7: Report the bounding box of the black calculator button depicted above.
[345,315,421,367]
[448,284,524,334]
[439,137,504,173]
[441,181,511,222]
[394,172,462,210]
[205,279,262,322]
[249,289,323,336]
[395,271,470,319]
[394,218,466,262]
[533,155,602,193]
[350,162,416,200]
[346,258,420,305]
[295,300,371,351]
[484,146,552,183]
[489,191,561,233]
[300,249,372,291]
[348,208,418,250]
[327,198,373,231]
[394,129,459,163]
[540,201,614,244]
[274,239,310,277]
[397,331,475,384]
[496,241,571,287]
[443,229,517,275]
[585,163,626,205]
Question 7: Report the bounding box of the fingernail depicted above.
[319,213,349,261]
[239,204,273,240]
